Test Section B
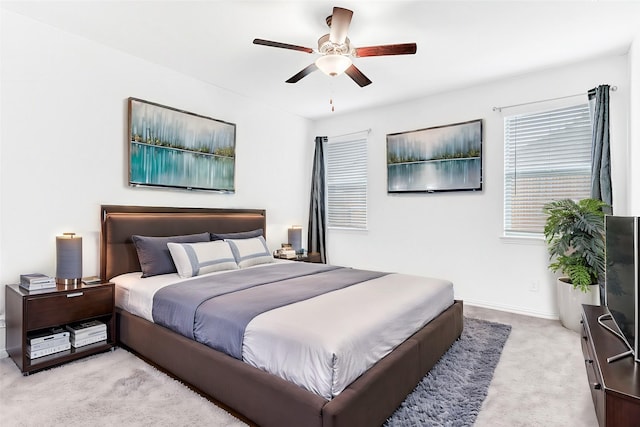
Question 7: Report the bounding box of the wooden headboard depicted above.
[100,205,266,281]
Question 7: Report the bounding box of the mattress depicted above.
[112,262,454,399]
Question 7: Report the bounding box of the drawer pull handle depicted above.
[592,383,602,390]
[585,359,593,364]
[67,292,84,298]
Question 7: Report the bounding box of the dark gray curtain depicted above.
[588,85,612,305]
[308,136,327,263]
[588,85,612,210]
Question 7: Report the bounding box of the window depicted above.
[504,104,592,236]
[326,134,368,230]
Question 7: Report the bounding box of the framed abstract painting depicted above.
[128,98,236,193]
[387,119,482,193]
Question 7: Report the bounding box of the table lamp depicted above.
[56,232,82,285]
[288,226,303,253]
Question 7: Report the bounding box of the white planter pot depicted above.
[556,277,600,333]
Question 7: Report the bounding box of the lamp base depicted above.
[56,277,81,286]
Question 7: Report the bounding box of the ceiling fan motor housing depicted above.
[317,34,352,56]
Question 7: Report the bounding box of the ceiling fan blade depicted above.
[345,64,372,87]
[286,64,318,83]
[329,7,353,45]
[253,38,314,54]
[354,43,417,58]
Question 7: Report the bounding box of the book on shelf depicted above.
[19,273,56,290]
[71,333,107,348]
[81,276,102,285]
[28,336,70,352]
[19,281,57,291]
[28,327,70,345]
[20,273,56,285]
[28,342,71,359]
[65,319,106,338]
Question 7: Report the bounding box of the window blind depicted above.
[504,104,592,235]
[326,136,368,230]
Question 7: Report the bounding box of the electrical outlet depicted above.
[529,280,539,292]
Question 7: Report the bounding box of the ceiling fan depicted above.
[253,6,417,87]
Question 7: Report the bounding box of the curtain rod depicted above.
[492,85,617,112]
[327,128,371,139]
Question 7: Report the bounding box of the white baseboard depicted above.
[463,298,559,320]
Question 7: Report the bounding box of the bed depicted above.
[100,205,463,427]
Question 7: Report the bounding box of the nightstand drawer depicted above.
[26,286,113,330]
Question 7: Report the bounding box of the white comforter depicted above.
[112,262,454,400]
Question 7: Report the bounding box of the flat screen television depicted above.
[604,215,640,363]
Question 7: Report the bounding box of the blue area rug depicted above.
[385,317,512,427]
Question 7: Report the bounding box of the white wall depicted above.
[0,11,314,322]
[630,36,640,214]
[314,55,630,318]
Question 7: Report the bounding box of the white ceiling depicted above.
[3,0,640,120]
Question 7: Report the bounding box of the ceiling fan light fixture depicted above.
[315,54,352,77]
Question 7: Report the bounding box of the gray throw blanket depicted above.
[152,262,387,359]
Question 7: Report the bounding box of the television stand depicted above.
[607,350,633,364]
[596,313,635,364]
[581,304,640,426]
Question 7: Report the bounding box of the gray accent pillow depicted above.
[210,229,263,241]
[132,232,210,277]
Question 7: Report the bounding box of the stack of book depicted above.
[27,328,71,359]
[20,273,56,291]
[65,320,107,347]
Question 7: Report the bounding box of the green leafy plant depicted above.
[543,198,609,292]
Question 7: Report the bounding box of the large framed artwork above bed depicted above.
[127,98,236,193]
[100,205,463,427]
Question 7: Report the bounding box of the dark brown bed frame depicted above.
[100,205,463,427]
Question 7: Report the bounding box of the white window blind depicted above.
[504,104,592,236]
[326,135,368,230]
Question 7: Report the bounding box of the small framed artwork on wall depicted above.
[386,119,482,193]
[128,97,236,193]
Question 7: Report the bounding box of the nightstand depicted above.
[293,252,323,263]
[5,282,116,375]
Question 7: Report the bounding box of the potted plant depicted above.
[543,198,609,332]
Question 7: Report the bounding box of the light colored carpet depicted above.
[0,349,247,427]
[0,306,597,426]
[468,305,598,427]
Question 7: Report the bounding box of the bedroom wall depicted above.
[0,11,314,324]
[629,36,640,215]
[313,54,630,318]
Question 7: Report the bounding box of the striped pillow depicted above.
[226,236,274,268]
[167,240,238,278]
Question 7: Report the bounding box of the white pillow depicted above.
[226,236,275,268]
[167,240,238,278]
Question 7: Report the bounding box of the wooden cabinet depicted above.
[274,252,324,263]
[5,282,115,375]
[293,252,323,263]
[581,304,640,427]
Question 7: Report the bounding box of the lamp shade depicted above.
[288,226,303,253]
[56,232,82,285]
[315,54,352,76]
